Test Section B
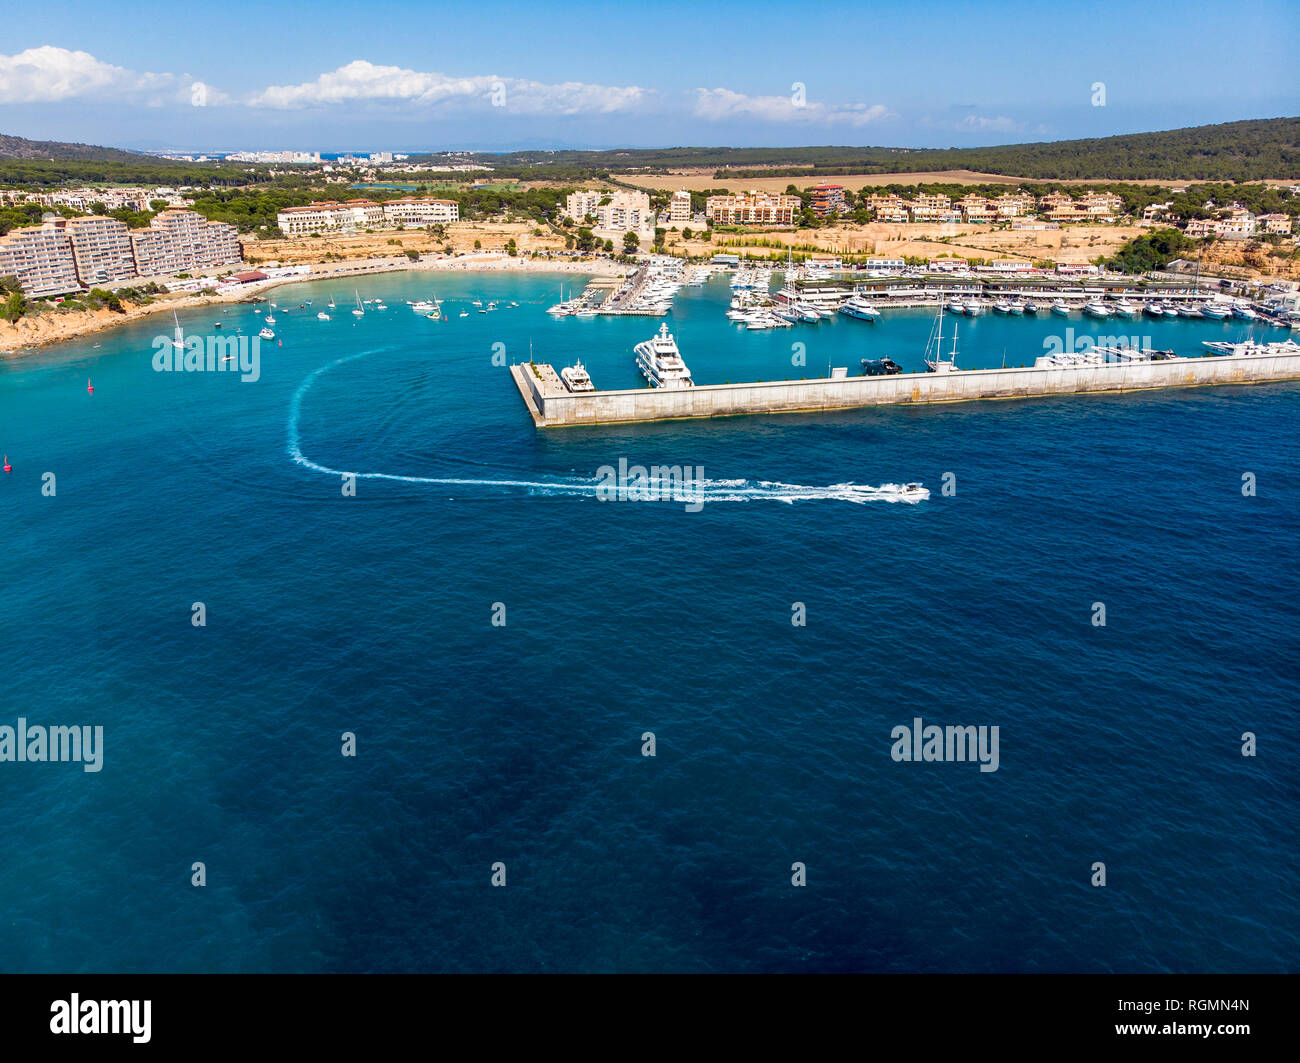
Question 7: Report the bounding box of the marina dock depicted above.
[512,350,1300,428]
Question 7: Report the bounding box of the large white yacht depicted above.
[634,323,694,388]
[561,360,595,392]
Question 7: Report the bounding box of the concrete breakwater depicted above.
[512,351,1300,427]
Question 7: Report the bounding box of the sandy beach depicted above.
[0,253,626,356]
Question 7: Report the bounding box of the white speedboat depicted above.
[317,312,331,321]
[259,327,275,340]
[1145,302,1166,317]
[1114,299,1139,317]
[993,300,1013,314]
[1233,304,1257,320]
[946,300,965,314]
[1084,300,1112,319]
[561,360,595,392]
[1202,302,1232,319]
[1051,300,1071,316]
[634,323,694,388]
[1179,304,1203,318]
[1008,300,1026,315]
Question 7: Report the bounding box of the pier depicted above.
[511,350,1300,428]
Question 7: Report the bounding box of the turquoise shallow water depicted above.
[1,272,1297,973]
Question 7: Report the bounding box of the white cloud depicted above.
[0,46,225,106]
[693,88,893,126]
[955,114,1021,132]
[249,60,646,115]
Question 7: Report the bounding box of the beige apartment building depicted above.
[130,210,241,276]
[0,218,81,297]
[706,191,800,226]
[66,216,138,285]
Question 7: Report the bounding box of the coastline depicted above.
[0,253,626,358]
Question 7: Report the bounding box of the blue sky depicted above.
[1,0,1295,152]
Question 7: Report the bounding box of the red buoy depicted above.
[87,378,94,394]
[3,455,10,474]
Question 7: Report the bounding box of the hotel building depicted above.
[66,216,138,285]
[275,200,387,235]
[0,218,81,297]
[705,191,800,226]
[381,197,460,227]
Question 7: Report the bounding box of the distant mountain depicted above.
[0,133,150,162]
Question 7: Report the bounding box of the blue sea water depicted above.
[1,272,1297,973]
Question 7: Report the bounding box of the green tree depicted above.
[622,231,639,251]
[1,290,25,321]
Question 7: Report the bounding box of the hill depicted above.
[0,133,149,162]
[434,117,1300,183]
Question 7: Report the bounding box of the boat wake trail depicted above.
[288,353,927,504]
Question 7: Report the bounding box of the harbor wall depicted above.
[512,352,1300,428]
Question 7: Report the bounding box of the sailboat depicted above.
[924,303,960,373]
[352,291,365,317]
[170,311,185,350]
[264,309,277,325]
[328,295,337,309]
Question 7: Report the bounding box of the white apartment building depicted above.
[563,189,653,233]
[0,218,81,297]
[669,189,692,223]
[381,197,460,227]
[66,216,137,285]
[1216,209,1257,238]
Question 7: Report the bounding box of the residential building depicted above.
[705,191,800,226]
[1184,219,1217,238]
[563,189,653,232]
[994,193,1035,219]
[66,216,137,285]
[1215,209,1257,238]
[669,189,692,223]
[129,209,241,276]
[867,193,908,223]
[960,195,995,222]
[0,218,81,297]
[809,184,846,216]
[1257,213,1292,235]
[910,192,952,222]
